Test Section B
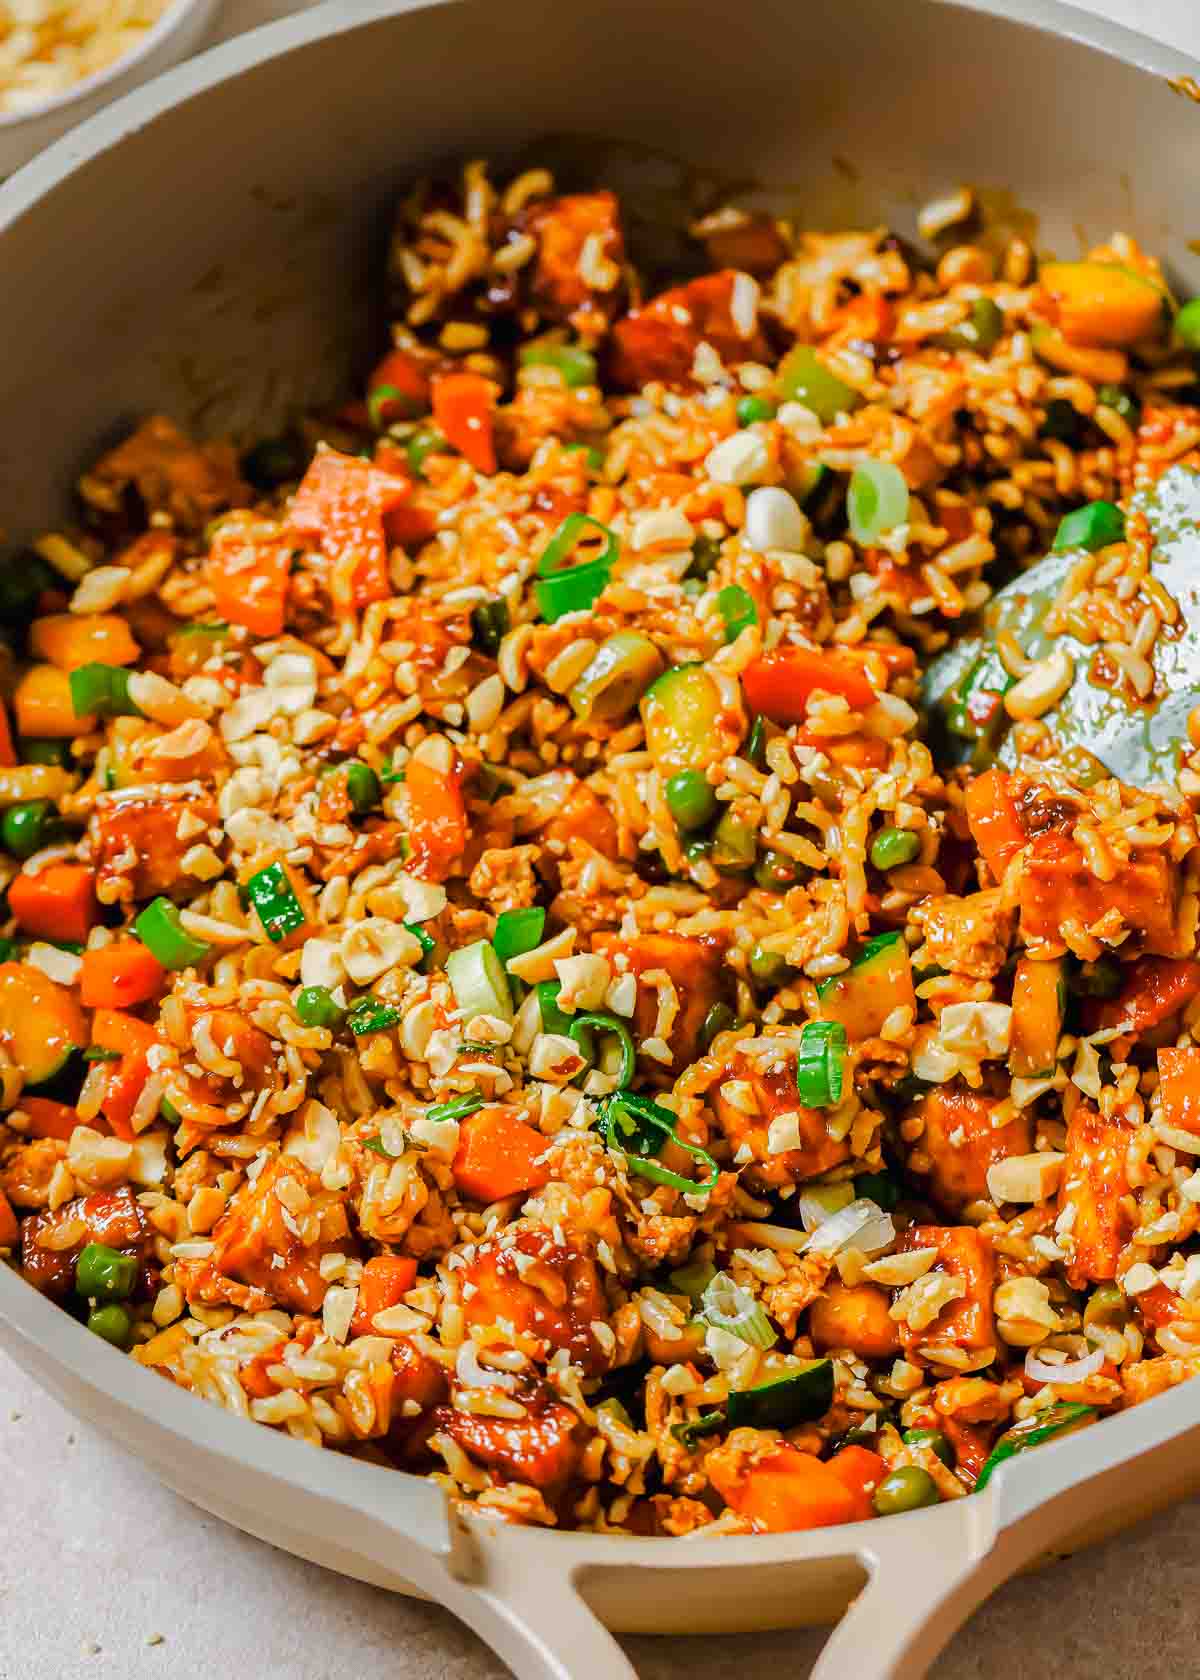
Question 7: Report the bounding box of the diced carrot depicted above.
[91,1008,160,1141]
[14,663,87,737]
[1088,957,1200,1034]
[963,767,1026,881]
[349,1254,419,1337]
[0,1187,17,1247]
[431,373,498,475]
[794,728,889,771]
[206,517,293,637]
[79,942,166,1010]
[827,1444,887,1522]
[1158,1047,1200,1137]
[8,864,97,944]
[0,699,15,768]
[1059,1106,1133,1288]
[19,1096,82,1143]
[809,1280,901,1360]
[28,613,139,671]
[239,1352,284,1400]
[822,293,895,345]
[1039,261,1166,349]
[405,757,467,883]
[286,448,412,607]
[452,1107,551,1204]
[742,648,876,723]
[367,348,431,425]
[709,1446,860,1533]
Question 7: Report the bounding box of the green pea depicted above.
[736,395,776,427]
[1039,398,1080,443]
[406,427,447,478]
[872,1466,940,1516]
[1174,296,1200,350]
[664,769,717,833]
[296,986,347,1029]
[902,1428,955,1468]
[19,738,72,768]
[711,811,757,872]
[343,761,381,814]
[471,596,510,658]
[1095,383,1140,426]
[933,296,1004,354]
[87,1303,133,1348]
[700,1001,735,1050]
[869,826,921,871]
[75,1243,137,1302]
[754,849,798,891]
[749,945,792,986]
[1052,500,1125,553]
[2,799,60,860]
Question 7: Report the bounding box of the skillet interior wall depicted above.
[0,0,1196,542]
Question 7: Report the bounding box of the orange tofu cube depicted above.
[809,1280,901,1360]
[592,931,728,1076]
[895,1226,995,1357]
[1059,1106,1134,1288]
[915,1085,1032,1212]
[208,1157,353,1314]
[457,1225,611,1376]
[1020,831,1183,957]
[710,1045,850,1190]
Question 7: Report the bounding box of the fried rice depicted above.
[3,159,1200,1536]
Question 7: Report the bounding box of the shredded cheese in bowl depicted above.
[0,0,172,114]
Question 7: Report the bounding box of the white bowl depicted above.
[0,0,219,178]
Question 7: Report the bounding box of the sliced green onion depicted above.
[1052,500,1125,552]
[568,631,663,723]
[668,1259,717,1302]
[847,460,910,544]
[595,1089,719,1195]
[568,1011,635,1089]
[427,1090,485,1123]
[75,1242,137,1301]
[492,907,545,965]
[406,921,436,969]
[246,862,307,944]
[535,560,611,624]
[446,938,513,1023]
[796,1019,847,1108]
[347,997,403,1036]
[519,341,598,388]
[134,898,211,970]
[870,826,921,870]
[471,596,510,657]
[736,395,776,427]
[69,662,142,719]
[537,513,620,580]
[776,346,861,423]
[716,584,757,644]
[699,1271,776,1349]
[367,383,419,430]
[536,979,573,1036]
[562,441,605,472]
[295,986,346,1029]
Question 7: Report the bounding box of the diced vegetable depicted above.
[1157,1047,1200,1136]
[932,296,1004,354]
[1175,297,1200,349]
[295,986,346,1029]
[709,1445,861,1533]
[405,758,467,883]
[69,662,141,719]
[90,1008,159,1140]
[1052,499,1125,552]
[963,768,1026,880]
[519,340,598,388]
[347,998,402,1037]
[568,631,663,722]
[847,460,909,544]
[717,584,757,643]
[736,395,776,426]
[915,1086,1032,1211]
[0,961,86,1086]
[1087,956,1200,1033]
[664,768,717,833]
[711,810,757,872]
[30,614,139,672]
[699,1271,776,1349]
[726,1361,834,1429]
[349,1254,418,1336]
[79,942,165,1009]
[817,931,915,1041]
[535,979,573,1037]
[827,1444,888,1522]
[471,596,510,657]
[775,345,861,422]
[16,664,87,737]
[286,448,411,608]
[596,1088,719,1194]
[742,647,875,723]
[668,1258,717,1301]
[431,372,497,474]
[451,1106,551,1203]
[535,514,619,624]
[492,907,545,965]
[869,826,920,870]
[872,1466,939,1516]
[1040,261,1167,347]
[795,1020,847,1108]
[567,1011,636,1088]
[1009,956,1066,1077]
[17,1096,80,1141]
[903,1428,955,1467]
[405,427,448,478]
[75,1241,137,1301]
[206,519,293,636]
[974,1402,1096,1491]
[9,864,96,944]
[135,897,212,969]
[447,939,513,1024]
[1,798,66,860]
[366,348,431,428]
[88,1304,133,1347]
[640,663,726,773]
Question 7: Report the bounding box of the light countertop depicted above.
[2,2,1198,1675]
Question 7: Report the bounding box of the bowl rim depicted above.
[0,0,1199,1581]
[0,0,213,132]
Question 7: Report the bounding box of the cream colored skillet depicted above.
[2,0,1200,1673]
